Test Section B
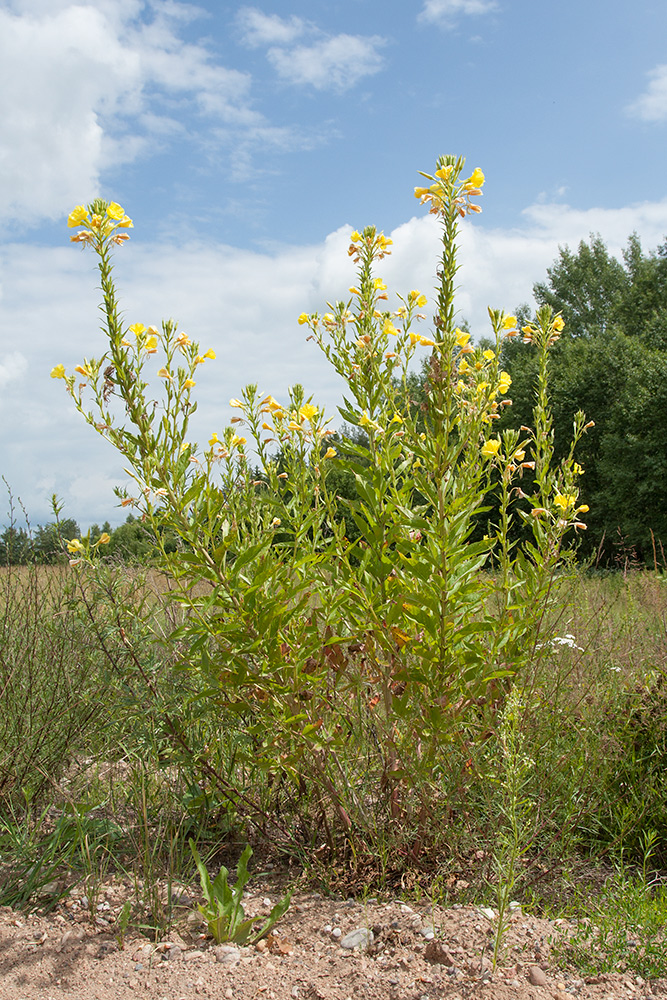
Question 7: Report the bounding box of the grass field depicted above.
[1,560,666,974]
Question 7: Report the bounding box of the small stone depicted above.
[225,990,234,999]
[184,948,205,962]
[214,945,241,964]
[263,897,272,907]
[477,906,495,921]
[340,928,374,950]
[420,923,436,940]
[59,928,86,950]
[167,945,183,961]
[400,904,413,914]
[423,940,455,966]
[528,965,548,986]
[331,927,342,939]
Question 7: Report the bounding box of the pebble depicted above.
[423,940,455,966]
[331,927,342,939]
[528,965,548,986]
[214,945,241,964]
[419,923,436,940]
[340,928,374,950]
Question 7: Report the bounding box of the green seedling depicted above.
[115,900,132,950]
[189,840,291,945]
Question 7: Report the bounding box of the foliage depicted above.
[190,840,292,944]
[502,233,667,562]
[50,160,592,865]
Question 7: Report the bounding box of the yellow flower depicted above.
[261,395,283,413]
[271,518,282,527]
[573,462,584,476]
[74,364,92,378]
[183,379,196,389]
[577,504,590,513]
[66,538,84,554]
[50,364,66,379]
[209,433,220,446]
[373,279,387,291]
[553,315,565,332]
[116,215,133,229]
[203,348,216,360]
[157,367,173,380]
[129,323,145,337]
[435,165,453,181]
[231,435,246,447]
[97,532,111,545]
[498,371,512,393]
[414,186,429,198]
[468,167,485,188]
[349,287,360,295]
[299,403,319,422]
[481,438,501,459]
[514,449,526,462]
[350,230,362,242]
[383,319,398,336]
[229,398,245,408]
[175,332,191,347]
[288,420,303,432]
[409,332,435,347]
[145,336,158,353]
[483,349,495,361]
[390,413,403,424]
[503,315,517,330]
[67,205,89,228]
[553,493,576,511]
[455,328,470,348]
[458,358,470,374]
[106,202,125,221]
[323,447,337,459]
[359,411,382,432]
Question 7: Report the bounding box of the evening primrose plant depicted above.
[53,157,590,850]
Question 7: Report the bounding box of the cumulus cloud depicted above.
[628,64,667,122]
[0,2,279,226]
[236,6,386,93]
[236,7,306,48]
[418,0,499,28]
[267,34,386,92]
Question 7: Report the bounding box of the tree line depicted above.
[498,231,667,565]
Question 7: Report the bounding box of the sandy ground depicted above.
[0,882,661,1000]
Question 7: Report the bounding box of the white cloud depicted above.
[236,7,306,48]
[3,194,667,526]
[267,34,386,92]
[0,352,28,389]
[0,2,274,226]
[236,7,386,93]
[628,64,667,122]
[419,0,499,28]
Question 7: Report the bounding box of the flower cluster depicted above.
[414,164,485,218]
[68,200,133,246]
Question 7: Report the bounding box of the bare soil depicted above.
[0,879,661,1000]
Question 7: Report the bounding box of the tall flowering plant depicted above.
[53,158,590,847]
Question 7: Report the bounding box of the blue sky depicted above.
[1,0,666,529]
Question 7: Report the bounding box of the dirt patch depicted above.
[0,882,660,1000]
